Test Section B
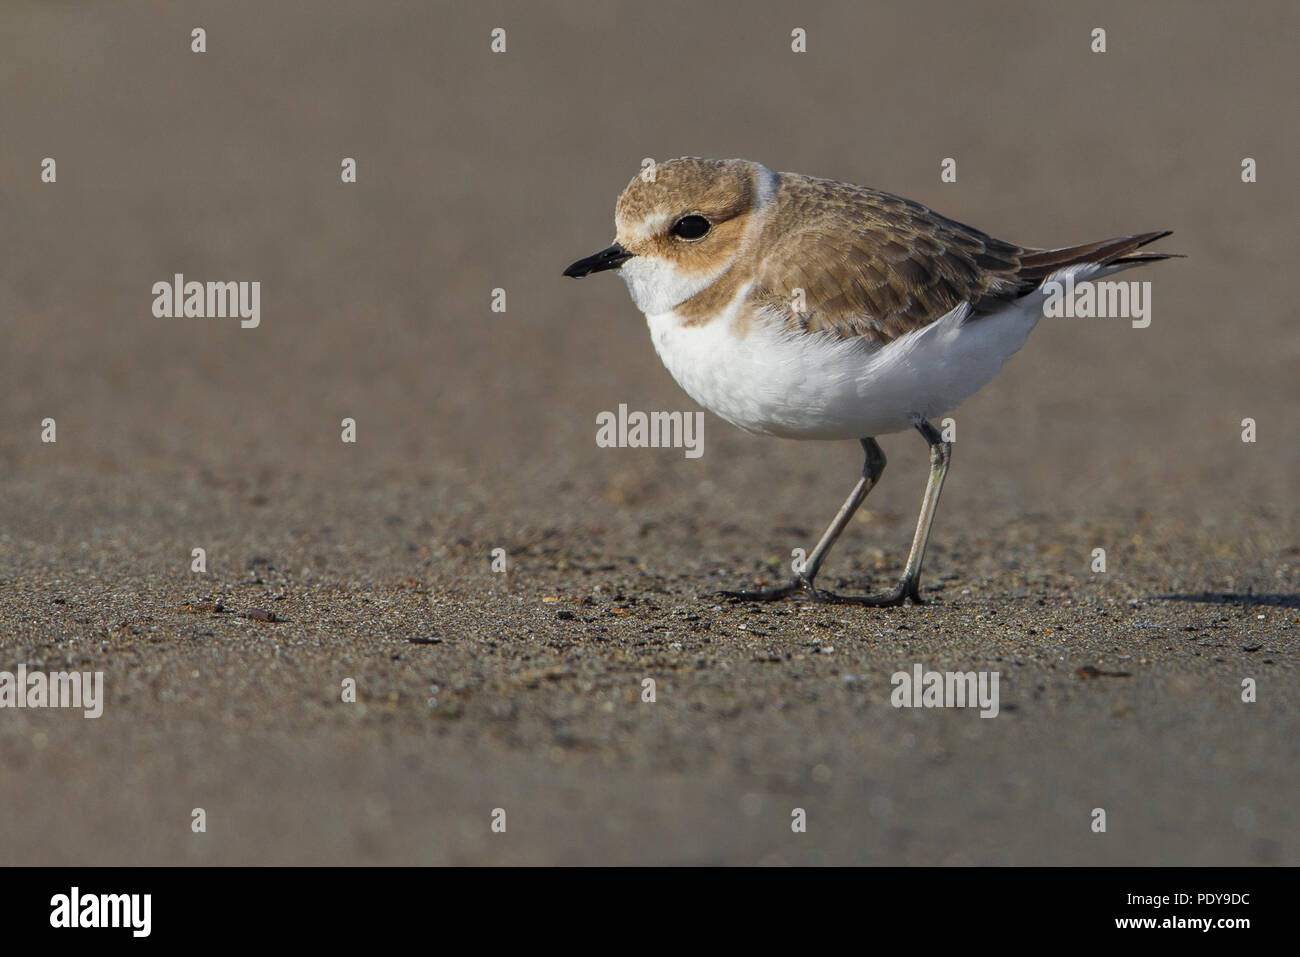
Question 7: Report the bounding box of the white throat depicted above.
[618,255,724,316]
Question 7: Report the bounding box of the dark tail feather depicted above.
[1108,250,1183,267]
[1017,230,1180,283]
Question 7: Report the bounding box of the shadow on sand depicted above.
[1152,592,1300,609]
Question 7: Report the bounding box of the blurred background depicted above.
[0,0,1295,864]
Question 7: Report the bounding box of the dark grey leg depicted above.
[889,418,952,604]
[721,419,951,607]
[720,438,886,602]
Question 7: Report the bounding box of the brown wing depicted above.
[750,174,1174,346]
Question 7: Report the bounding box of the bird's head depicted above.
[564,157,777,315]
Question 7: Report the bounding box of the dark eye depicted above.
[671,215,710,240]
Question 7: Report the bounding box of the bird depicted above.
[563,157,1176,605]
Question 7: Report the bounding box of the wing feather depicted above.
[749,174,1175,346]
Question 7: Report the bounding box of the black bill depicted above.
[563,243,633,278]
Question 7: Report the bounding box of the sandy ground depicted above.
[0,0,1296,864]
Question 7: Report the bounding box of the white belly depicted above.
[645,288,1048,440]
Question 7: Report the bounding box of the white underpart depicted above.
[645,262,1117,440]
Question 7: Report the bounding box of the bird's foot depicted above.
[720,577,924,607]
[719,574,824,603]
[817,583,919,606]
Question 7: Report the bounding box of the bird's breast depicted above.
[643,292,883,439]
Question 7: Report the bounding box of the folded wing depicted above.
[750,174,1175,347]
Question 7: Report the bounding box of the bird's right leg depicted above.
[720,438,887,602]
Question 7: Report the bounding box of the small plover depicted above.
[564,158,1176,605]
